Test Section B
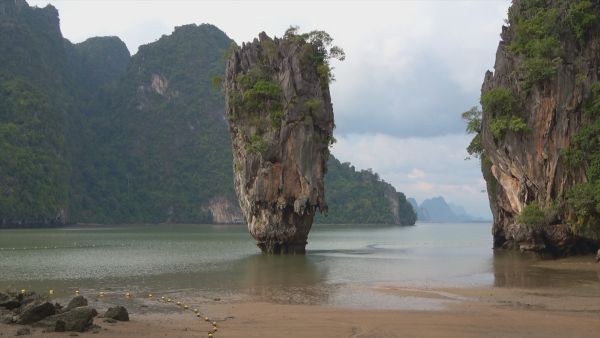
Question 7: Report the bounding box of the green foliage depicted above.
[564,81,600,239]
[481,87,527,140]
[508,0,599,90]
[567,183,600,240]
[245,133,267,155]
[568,0,598,45]
[489,115,529,139]
[315,156,416,225]
[304,98,321,112]
[481,88,516,116]
[59,24,235,224]
[236,66,271,91]
[211,76,223,91]
[517,202,545,228]
[461,106,482,158]
[508,1,563,90]
[269,109,284,128]
[283,26,345,84]
[249,80,280,99]
[233,66,282,122]
[0,79,68,221]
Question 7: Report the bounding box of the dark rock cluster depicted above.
[0,290,129,334]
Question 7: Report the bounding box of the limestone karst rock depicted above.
[224,30,338,254]
[479,0,600,255]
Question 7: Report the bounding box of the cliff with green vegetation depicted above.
[466,0,600,255]
[0,0,415,227]
[224,29,339,253]
[73,24,239,224]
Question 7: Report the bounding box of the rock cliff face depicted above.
[225,31,335,254]
[480,0,600,255]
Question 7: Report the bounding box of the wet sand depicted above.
[2,285,600,337]
[1,257,599,337]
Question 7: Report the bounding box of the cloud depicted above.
[407,169,426,180]
[331,133,491,218]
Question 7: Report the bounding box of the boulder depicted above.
[102,306,129,321]
[0,292,20,310]
[15,301,56,324]
[34,306,97,332]
[65,296,88,311]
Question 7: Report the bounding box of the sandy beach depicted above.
[2,265,599,338]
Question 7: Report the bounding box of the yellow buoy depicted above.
[204,316,209,321]
[20,289,26,294]
[49,289,54,295]
[148,293,153,298]
[183,305,189,310]
[212,321,217,326]
[196,313,201,318]
[75,290,80,295]
[167,298,172,302]
[99,291,104,297]
[208,334,213,338]
[213,327,218,332]
[161,296,165,300]
[194,308,199,313]
[176,301,181,306]
[126,292,131,298]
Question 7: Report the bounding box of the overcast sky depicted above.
[29,0,511,218]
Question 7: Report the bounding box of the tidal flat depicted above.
[1,223,599,337]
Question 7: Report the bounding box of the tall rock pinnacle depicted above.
[473,0,600,255]
[224,29,341,254]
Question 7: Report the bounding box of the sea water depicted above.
[0,223,597,309]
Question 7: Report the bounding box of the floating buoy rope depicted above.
[35,288,222,337]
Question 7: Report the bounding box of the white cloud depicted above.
[407,169,426,180]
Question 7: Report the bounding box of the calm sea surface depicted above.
[0,223,597,309]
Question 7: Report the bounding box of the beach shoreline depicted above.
[2,280,600,338]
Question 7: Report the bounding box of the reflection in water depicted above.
[233,254,331,304]
[492,250,600,288]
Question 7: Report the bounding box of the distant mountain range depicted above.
[408,196,489,223]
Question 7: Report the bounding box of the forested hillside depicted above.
[317,157,416,225]
[0,0,415,226]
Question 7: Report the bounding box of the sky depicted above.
[28,0,511,219]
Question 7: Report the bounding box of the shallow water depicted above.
[0,223,597,309]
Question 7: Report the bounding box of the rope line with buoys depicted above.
[16,288,221,337]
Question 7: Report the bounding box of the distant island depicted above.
[408,196,489,223]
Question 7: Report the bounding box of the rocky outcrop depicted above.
[101,306,129,321]
[0,291,113,333]
[34,306,98,332]
[205,196,244,224]
[480,0,600,255]
[225,31,336,253]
